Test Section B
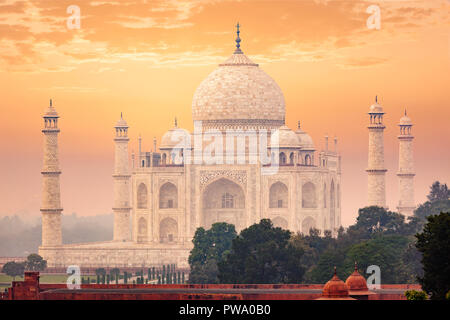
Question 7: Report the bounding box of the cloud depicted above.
[336,57,389,69]
[0,0,447,73]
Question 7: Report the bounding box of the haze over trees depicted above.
[1,254,47,279]
[1,261,25,280]
[0,213,113,256]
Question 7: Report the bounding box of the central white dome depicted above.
[192,52,286,126]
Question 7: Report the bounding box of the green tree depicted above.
[290,229,335,282]
[414,199,450,222]
[24,254,47,271]
[190,259,219,284]
[348,206,409,237]
[416,212,450,300]
[343,235,411,283]
[1,261,25,280]
[188,222,237,284]
[110,268,120,280]
[427,181,450,202]
[218,219,305,284]
[309,247,347,283]
[95,268,106,277]
[414,181,450,230]
[405,290,428,300]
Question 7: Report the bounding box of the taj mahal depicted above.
[38,27,414,268]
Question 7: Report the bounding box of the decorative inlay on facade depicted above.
[199,170,247,190]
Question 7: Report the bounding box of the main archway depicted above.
[202,178,245,230]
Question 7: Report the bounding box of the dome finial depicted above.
[354,261,358,271]
[375,95,378,103]
[50,99,53,107]
[297,120,301,130]
[334,266,337,275]
[174,117,178,128]
[404,108,407,116]
[234,22,242,54]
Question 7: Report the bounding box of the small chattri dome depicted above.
[316,267,355,300]
[295,125,315,150]
[44,99,58,117]
[160,126,191,150]
[399,110,412,126]
[345,263,372,295]
[369,96,384,113]
[115,113,128,127]
[277,125,300,148]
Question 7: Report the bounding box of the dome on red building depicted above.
[345,263,374,297]
[316,267,355,300]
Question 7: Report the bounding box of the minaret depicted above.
[41,99,62,247]
[397,110,415,216]
[113,113,131,241]
[366,96,387,208]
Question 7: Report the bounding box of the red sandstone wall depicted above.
[3,272,421,301]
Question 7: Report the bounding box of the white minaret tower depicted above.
[113,113,131,241]
[40,99,62,247]
[367,96,387,208]
[397,110,415,216]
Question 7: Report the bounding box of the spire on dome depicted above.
[297,120,301,130]
[174,117,178,128]
[50,99,53,107]
[375,95,378,103]
[234,22,243,54]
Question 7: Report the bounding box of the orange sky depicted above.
[0,0,449,226]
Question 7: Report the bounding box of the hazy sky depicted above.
[0,0,449,227]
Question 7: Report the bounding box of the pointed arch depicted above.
[159,182,178,209]
[305,154,312,166]
[279,152,286,165]
[302,182,317,208]
[269,182,288,208]
[159,217,177,243]
[272,216,288,229]
[137,183,148,209]
[202,178,245,230]
[137,217,147,243]
[302,217,316,235]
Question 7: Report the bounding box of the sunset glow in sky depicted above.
[0,0,449,226]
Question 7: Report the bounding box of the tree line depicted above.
[188,181,450,300]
